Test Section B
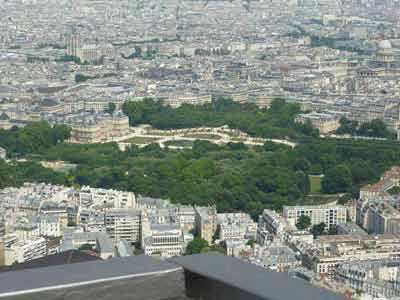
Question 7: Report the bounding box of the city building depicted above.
[105,209,142,244]
[194,206,217,244]
[39,215,61,237]
[65,35,82,58]
[336,222,367,236]
[335,260,400,299]
[258,245,301,272]
[175,205,196,232]
[304,234,400,276]
[283,202,347,229]
[7,237,47,265]
[359,166,400,200]
[60,231,114,260]
[78,186,136,209]
[217,213,257,241]
[257,209,290,244]
[295,112,341,134]
[69,111,130,144]
[143,224,185,257]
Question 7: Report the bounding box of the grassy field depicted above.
[125,136,160,144]
[146,131,176,136]
[164,140,194,147]
[183,133,222,140]
[309,175,322,194]
[300,194,340,206]
[231,137,246,142]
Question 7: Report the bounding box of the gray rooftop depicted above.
[171,253,348,300]
[0,255,182,298]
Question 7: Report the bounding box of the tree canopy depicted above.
[0,122,70,156]
[336,117,395,139]
[185,237,209,255]
[296,215,311,230]
[1,98,400,220]
[310,222,326,237]
[122,98,318,139]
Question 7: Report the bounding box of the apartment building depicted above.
[175,205,196,232]
[305,234,400,276]
[194,206,217,244]
[105,209,142,244]
[283,202,347,229]
[143,224,185,257]
[8,237,47,264]
[335,260,400,299]
[163,93,212,108]
[257,209,290,244]
[78,186,136,209]
[362,203,400,234]
[217,213,257,241]
[359,166,400,201]
[14,222,40,241]
[60,232,114,260]
[76,43,114,63]
[39,215,61,237]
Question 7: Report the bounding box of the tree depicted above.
[296,215,311,230]
[212,228,220,242]
[328,226,337,235]
[185,237,209,255]
[388,186,400,195]
[322,165,353,194]
[338,193,352,205]
[67,220,76,227]
[75,74,94,83]
[336,117,358,135]
[310,222,326,237]
[78,243,94,251]
[107,102,116,114]
[246,239,256,247]
[358,119,391,138]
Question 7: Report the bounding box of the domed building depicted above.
[367,40,400,76]
[376,40,394,63]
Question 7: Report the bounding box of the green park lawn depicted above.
[309,175,322,194]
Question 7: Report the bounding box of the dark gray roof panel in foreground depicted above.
[0,250,101,273]
[0,255,182,297]
[170,253,348,300]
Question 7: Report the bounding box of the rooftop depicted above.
[0,252,348,300]
[0,255,183,300]
[170,253,347,300]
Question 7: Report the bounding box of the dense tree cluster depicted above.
[1,99,400,219]
[185,237,209,255]
[0,159,68,189]
[299,138,400,195]
[310,222,326,237]
[296,215,311,230]
[185,237,225,255]
[122,98,319,139]
[0,122,70,156]
[39,140,312,218]
[336,117,395,139]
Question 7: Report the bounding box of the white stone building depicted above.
[283,202,347,229]
[143,224,185,257]
[105,209,141,244]
[8,237,47,264]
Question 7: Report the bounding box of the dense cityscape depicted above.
[1,0,400,299]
